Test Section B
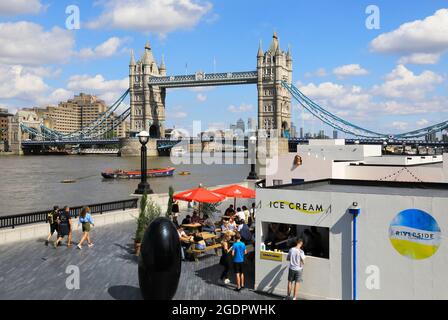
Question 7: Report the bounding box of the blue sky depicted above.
[0,0,447,136]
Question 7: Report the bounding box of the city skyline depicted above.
[0,1,447,134]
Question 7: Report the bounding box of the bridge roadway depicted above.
[148,71,258,88]
[0,221,279,300]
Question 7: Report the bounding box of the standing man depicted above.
[232,233,247,292]
[285,239,306,300]
[45,206,59,246]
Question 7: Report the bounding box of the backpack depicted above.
[47,211,55,224]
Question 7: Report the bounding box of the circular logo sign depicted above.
[389,209,441,260]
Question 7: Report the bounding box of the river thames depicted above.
[0,155,250,216]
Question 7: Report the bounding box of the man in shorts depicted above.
[232,233,247,292]
[286,238,305,300]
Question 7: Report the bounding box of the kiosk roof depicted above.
[266,179,448,198]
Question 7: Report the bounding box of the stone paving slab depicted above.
[0,222,279,300]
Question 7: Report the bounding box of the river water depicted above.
[0,155,250,216]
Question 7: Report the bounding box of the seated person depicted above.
[221,220,235,236]
[191,211,202,224]
[202,214,215,233]
[181,215,192,225]
[221,219,230,232]
[177,227,191,260]
[193,232,206,250]
[228,217,237,231]
[177,227,190,242]
[235,207,245,222]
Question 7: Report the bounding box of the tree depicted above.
[166,186,174,218]
[135,192,162,243]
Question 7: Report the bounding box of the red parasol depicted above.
[174,186,226,203]
[213,184,256,199]
[213,184,256,208]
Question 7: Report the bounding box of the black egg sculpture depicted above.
[138,217,181,300]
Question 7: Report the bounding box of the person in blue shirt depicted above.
[77,206,95,250]
[231,233,247,291]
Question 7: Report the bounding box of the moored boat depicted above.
[101,167,175,179]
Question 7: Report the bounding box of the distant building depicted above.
[290,122,297,138]
[425,132,437,142]
[300,127,304,139]
[333,130,338,139]
[247,117,256,131]
[318,130,326,139]
[230,124,237,131]
[442,133,448,143]
[36,93,128,138]
[236,118,245,133]
[0,108,13,147]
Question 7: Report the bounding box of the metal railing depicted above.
[0,198,139,229]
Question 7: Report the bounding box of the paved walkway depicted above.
[0,221,279,300]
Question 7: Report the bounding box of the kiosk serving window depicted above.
[261,222,329,259]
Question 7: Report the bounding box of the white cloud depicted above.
[370,9,448,64]
[304,68,327,78]
[0,64,72,106]
[67,74,128,104]
[333,64,368,78]
[88,0,213,36]
[0,65,48,100]
[391,121,408,130]
[417,119,429,127]
[172,111,188,119]
[299,82,370,110]
[79,37,125,60]
[0,22,75,65]
[37,88,74,106]
[0,0,42,16]
[398,53,440,65]
[374,98,448,116]
[228,103,253,113]
[372,64,443,100]
[196,93,207,102]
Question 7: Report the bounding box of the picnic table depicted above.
[187,231,221,261]
[181,223,202,233]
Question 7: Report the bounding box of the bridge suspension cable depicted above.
[282,81,448,140]
[20,104,131,141]
[37,89,130,139]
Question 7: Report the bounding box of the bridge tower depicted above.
[257,32,292,138]
[129,41,166,138]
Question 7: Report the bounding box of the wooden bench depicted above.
[188,243,222,261]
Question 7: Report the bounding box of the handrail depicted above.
[0,198,139,229]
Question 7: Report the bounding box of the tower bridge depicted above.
[128,32,293,141]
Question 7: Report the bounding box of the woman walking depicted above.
[77,206,95,250]
[54,206,72,248]
[219,234,232,285]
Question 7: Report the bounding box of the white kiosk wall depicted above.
[255,188,447,300]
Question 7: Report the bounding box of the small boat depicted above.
[61,179,77,184]
[178,171,191,176]
[101,167,175,179]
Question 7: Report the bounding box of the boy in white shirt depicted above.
[285,238,305,300]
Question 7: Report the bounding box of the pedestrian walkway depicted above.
[0,221,279,300]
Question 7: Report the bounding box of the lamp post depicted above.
[247,135,258,180]
[349,202,361,301]
[135,131,153,195]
